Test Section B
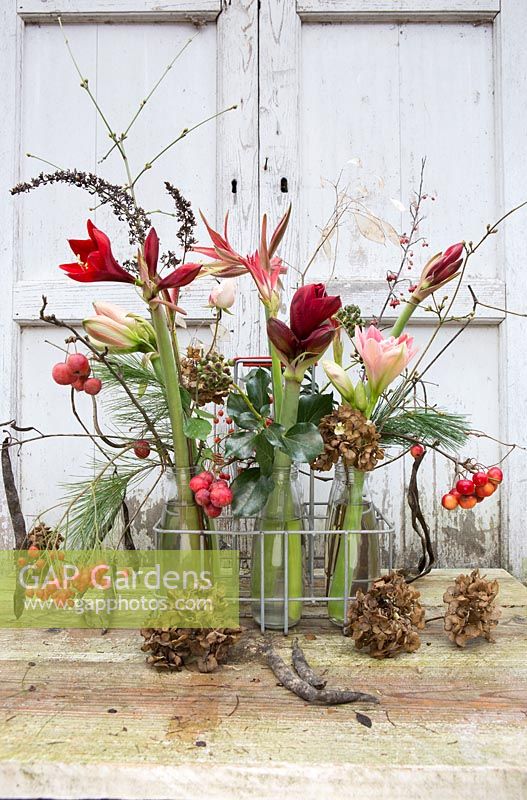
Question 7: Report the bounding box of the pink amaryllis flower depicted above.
[411,243,464,303]
[61,220,135,284]
[192,206,291,310]
[267,283,341,378]
[355,325,417,398]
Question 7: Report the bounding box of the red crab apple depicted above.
[84,377,102,396]
[458,494,478,510]
[487,467,503,485]
[456,478,475,496]
[209,482,233,508]
[67,353,91,377]
[71,377,87,392]
[473,472,489,488]
[441,493,459,510]
[475,481,496,498]
[133,440,150,459]
[52,362,75,385]
[410,444,425,458]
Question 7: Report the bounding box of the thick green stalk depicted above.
[327,468,365,624]
[265,307,283,421]
[390,300,418,338]
[150,304,199,529]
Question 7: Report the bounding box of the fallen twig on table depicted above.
[292,638,327,689]
[261,642,379,707]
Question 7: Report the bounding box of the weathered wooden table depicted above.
[0,568,526,799]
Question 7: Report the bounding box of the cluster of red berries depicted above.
[441,467,503,511]
[52,353,102,396]
[189,471,233,519]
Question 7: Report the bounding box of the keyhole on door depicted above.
[231,178,237,194]
[280,177,288,193]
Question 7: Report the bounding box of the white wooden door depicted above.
[0,0,259,545]
[2,0,526,579]
[257,0,527,578]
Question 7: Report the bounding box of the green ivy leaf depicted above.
[262,422,285,448]
[279,422,324,463]
[254,431,274,476]
[297,393,334,426]
[225,430,257,460]
[245,368,271,413]
[231,468,274,517]
[183,417,212,441]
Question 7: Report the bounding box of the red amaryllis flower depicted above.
[61,220,135,284]
[267,283,341,377]
[411,242,464,302]
[192,206,291,310]
[156,262,202,291]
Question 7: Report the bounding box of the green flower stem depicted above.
[390,299,418,338]
[150,304,200,532]
[255,375,303,628]
[265,307,283,421]
[327,468,365,625]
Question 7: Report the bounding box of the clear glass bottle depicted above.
[325,462,379,626]
[250,466,304,631]
[155,468,207,551]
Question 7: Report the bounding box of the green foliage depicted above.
[230,468,274,517]
[183,417,212,441]
[377,408,469,451]
[245,368,271,412]
[297,393,333,426]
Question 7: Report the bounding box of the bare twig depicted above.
[1,438,27,548]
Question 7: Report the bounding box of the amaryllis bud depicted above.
[92,301,133,326]
[321,360,355,405]
[412,242,464,302]
[208,278,236,310]
[144,228,159,278]
[83,311,157,354]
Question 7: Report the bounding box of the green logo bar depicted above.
[0,550,239,629]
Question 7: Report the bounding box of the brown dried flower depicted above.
[312,405,384,472]
[344,571,425,659]
[443,569,500,647]
[140,627,242,673]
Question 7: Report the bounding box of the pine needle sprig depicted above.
[60,458,156,549]
[376,408,469,452]
[11,169,151,245]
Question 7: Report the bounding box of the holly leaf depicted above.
[254,431,274,476]
[224,430,257,460]
[297,393,333,426]
[279,422,324,462]
[245,368,271,413]
[183,417,212,441]
[231,468,274,517]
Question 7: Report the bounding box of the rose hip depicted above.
[52,362,74,385]
[84,377,102,396]
[133,440,150,459]
[194,489,211,507]
[67,353,91,377]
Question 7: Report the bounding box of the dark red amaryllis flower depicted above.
[139,227,202,293]
[267,283,341,377]
[61,220,135,284]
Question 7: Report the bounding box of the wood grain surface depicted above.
[0,568,525,799]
